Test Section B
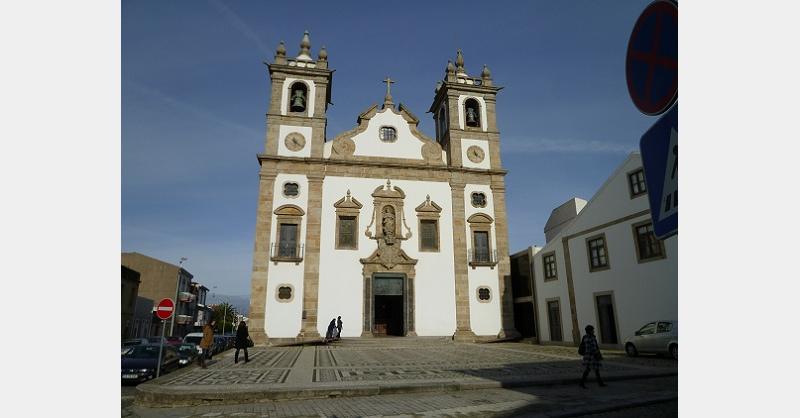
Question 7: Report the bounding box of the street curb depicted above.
[134,370,678,408]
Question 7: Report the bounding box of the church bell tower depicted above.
[264,31,333,159]
[429,50,502,171]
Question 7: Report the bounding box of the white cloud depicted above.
[503,137,636,154]
[207,0,271,57]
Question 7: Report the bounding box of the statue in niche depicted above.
[290,87,306,112]
[382,206,396,245]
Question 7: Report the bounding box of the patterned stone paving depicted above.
[144,339,675,389]
[160,347,301,386]
[311,341,642,383]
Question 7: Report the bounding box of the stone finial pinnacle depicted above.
[481,64,491,79]
[298,30,312,60]
[274,40,287,64]
[318,45,328,61]
[446,59,455,74]
[456,49,464,71]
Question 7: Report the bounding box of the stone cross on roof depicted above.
[382,76,395,108]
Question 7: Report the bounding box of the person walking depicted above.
[336,316,343,340]
[198,320,215,369]
[579,325,606,388]
[325,318,337,342]
[234,320,250,364]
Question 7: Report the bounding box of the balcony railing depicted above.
[270,242,304,265]
[178,292,196,303]
[468,248,498,269]
[176,315,193,325]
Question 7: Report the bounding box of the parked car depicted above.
[122,338,150,350]
[213,336,227,354]
[176,343,199,367]
[121,344,180,384]
[223,335,236,349]
[165,336,183,347]
[183,333,211,358]
[624,320,678,359]
[149,336,168,346]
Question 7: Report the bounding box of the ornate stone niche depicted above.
[361,180,415,269]
[359,180,418,337]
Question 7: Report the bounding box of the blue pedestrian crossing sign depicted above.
[640,103,677,239]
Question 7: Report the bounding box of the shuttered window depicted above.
[420,220,439,251]
[338,216,356,249]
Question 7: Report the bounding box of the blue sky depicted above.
[122,0,654,296]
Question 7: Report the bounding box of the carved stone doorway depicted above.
[361,271,416,337]
[372,275,405,336]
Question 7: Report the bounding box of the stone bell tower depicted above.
[428,49,502,171]
[264,31,333,159]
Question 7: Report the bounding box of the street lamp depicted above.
[169,257,187,336]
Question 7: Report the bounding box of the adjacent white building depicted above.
[511,153,677,349]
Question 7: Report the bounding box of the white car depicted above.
[623,320,678,359]
[183,333,209,357]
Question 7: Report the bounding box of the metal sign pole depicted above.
[156,319,165,378]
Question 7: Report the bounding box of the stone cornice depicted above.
[256,154,507,176]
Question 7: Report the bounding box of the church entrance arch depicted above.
[372,274,405,336]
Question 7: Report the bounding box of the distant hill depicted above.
[206,294,250,316]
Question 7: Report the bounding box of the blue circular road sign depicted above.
[626,0,678,116]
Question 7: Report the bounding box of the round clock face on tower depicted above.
[284,133,306,151]
[466,145,485,163]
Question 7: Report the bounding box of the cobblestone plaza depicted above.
[135,338,676,408]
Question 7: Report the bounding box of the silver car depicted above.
[624,320,678,359]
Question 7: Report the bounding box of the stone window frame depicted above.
[470,192,487,208]
[468,213,496,269]
[586,233,611,272]
[333,190,363,250]
[542,251,558,281]
[463,97,482,129]
[631,220,666,263]
[415,195,442,253]
[476,286,492,303]
[275,284,295,303]
[282,181,301,198]
[271,204,305,264]
[288,81,310,114]
[627,168,647,198]
[379,126,397,143]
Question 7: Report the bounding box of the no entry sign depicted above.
[155,298,175,320]
[626,0,678,116]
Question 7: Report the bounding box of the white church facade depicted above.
[249,32,519,344]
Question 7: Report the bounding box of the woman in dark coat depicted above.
[234,320,250,364]
[580,325,606,388]
[325,318,337,342]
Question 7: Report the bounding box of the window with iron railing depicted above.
[468,247,498,269]
[270,241,304,264]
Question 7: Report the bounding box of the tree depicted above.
[212,302,237,334]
